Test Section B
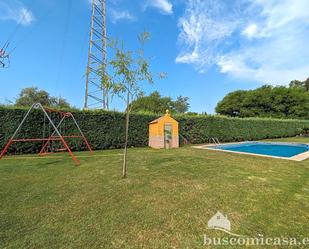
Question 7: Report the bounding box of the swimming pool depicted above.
[205,142,309,161]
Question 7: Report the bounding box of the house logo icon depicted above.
[207,211,231,232]
[207,211,246,237]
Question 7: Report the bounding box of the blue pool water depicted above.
[212,142,309,158]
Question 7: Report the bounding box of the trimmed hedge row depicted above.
[0,107,156,154]
[1,106,309,154]
[177,115,309,143]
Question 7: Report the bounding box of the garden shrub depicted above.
[1,106,309,154]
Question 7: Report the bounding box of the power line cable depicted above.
[14,7,55,49]
[56,0,73,86]
[3,3,58,69]
[1,0,37,50]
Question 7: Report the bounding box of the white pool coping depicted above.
[193,141,309,161]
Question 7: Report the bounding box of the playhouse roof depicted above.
[149,110,178,124]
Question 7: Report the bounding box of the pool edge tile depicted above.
[291,151,309,161]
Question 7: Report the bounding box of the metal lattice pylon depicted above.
[84,0,108,109]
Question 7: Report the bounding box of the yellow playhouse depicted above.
[149,110,179,149]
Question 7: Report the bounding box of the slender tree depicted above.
[108,32,163,178]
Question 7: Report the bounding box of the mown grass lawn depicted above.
[0,138,309,248]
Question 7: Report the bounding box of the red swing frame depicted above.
[0,103,93,165]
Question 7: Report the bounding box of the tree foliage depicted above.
[15,87,71,108]
[289,77,309,91]
[106,31,161,178]
[216,85,309,119]
[129,91,190,114]
[173,96,190,114]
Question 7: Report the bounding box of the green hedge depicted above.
[0,107,157,154]
[177,115,309,143]
[1,106,309,154]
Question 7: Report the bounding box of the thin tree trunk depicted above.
[122,90,130,178]
[106,90,109,110]
[103,88,107,110]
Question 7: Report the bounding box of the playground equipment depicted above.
[0,103,92,165]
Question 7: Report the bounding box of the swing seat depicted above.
[39,152,53,156]
[54,148,67,152]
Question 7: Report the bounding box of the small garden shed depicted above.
[149,110,179,149]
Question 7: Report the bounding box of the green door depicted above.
[164,124,172,149]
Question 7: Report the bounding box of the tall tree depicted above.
[107,32,163,178]
[15,87,71,108]
[172,96,190,113]
[215,90,247,117]
[216,85,309,119]
[130,92,190,114]
[130,91,173,114]
[289,77,309,91]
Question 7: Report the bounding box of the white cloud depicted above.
[86,1,135,24]
[176,0,309,85]
[19,7,34,25]
[242,24,258,39]
[176,0,239,68]
[144,0,173,14]
[0,0,34,25]
[110,9,136,23]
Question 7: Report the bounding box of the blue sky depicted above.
[0,0,308,113]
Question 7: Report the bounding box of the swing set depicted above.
[0,103,93,165]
